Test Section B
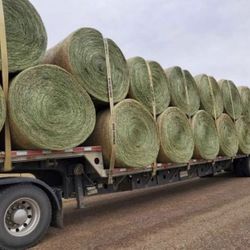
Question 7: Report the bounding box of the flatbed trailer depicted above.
[0,146,249,249]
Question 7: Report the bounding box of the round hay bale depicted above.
[218,79,242,120]
[127,57,170,115]
[157,107,194,163]
[88,99,160,168]
[235,116,250,154]
[165,66,200,116]
[2,0,47,72]
[216,113,238,157]
[191,110,219,160]
[8,65,96,150]
[195,74,223,119]
[238,86,250,121]
[44,27,129,103]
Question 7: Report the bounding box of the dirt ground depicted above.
[32,173,250,250]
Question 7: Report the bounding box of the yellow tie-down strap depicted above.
[145,61,157,176]
[103,38,116,184]
[0,0,12,171]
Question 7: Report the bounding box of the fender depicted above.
[0,176,63,228]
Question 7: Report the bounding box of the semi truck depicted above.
[0,146,249,249]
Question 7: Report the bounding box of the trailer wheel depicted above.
[234,158,250,177]
[0,184,51,250]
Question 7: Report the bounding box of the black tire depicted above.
[0,184,51,250]
[234,158,250,177]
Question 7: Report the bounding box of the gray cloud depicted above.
[30,0,250,86]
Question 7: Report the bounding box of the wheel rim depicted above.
[4,197,41,237]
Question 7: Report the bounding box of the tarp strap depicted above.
[103,38,116,185]
[0,0,12,171]
[145,61,157,176]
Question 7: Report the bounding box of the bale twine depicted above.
[218,79,242,120]
[165,66,200,117]
[157,107,194,163]
[1,0,47,72]
[87,99,160,168]
[215,113,238,157]
[8,65,96,150]
[44,27,129,104]
[238,86,250,121]
[235,116,250,154]
[191,110,219,160]
[195,74,223,119]
[127,57,170,115]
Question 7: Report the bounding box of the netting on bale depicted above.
[165,66,200,117]
[238,86,250,121]
[44,27,129,104]
[8,65,96,150]
[191,110,219,160]
[157,107,194,163]
[216,113,238,157]
[195,74,223,119]
[235,116,250,155]
[218,79,242,120]
[1,0,47,72]
[127,57,170,115]
[87,99,160,168]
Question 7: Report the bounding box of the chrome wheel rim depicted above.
[4,198,41,237]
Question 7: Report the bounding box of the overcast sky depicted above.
[30,0,250,86]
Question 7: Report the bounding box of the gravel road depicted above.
[32,173,250,250]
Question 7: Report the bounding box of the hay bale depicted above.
[165,66,200,116]
[8,64,96,150]
[216,113,238,157]
[238,86,250,121]
[218,79,242,120]
[127,57,170,115]
[44,27,129,103]
[87,99,160,168]
[195,74,223,119]
[157,107,194,163]
[235,116,250,154]
[2,0,47,72]
[191,110,219,160]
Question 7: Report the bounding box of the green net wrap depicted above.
[44,27,129,104]
[157,107,194,163]
[127,57,170,115]
[8,65,96,150]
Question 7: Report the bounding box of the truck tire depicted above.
[0,184,52,250]
[234,157,250,177]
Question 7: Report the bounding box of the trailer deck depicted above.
[0,146,247,178]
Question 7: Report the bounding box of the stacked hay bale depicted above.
[126,63,198,164]
[0,0,50,135]
[2,0,97,150]
[193,75,223,159]
[236,86,250,154]
[1,0,250,169]
[8,65,96,150]
[44,28,160,168]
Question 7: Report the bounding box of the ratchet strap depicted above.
[103,38,116,185]
[145,61,157,176]
[181,69,191,119]
[0,0,12,171]
[207,75,217,119]
[227,80,236,121]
